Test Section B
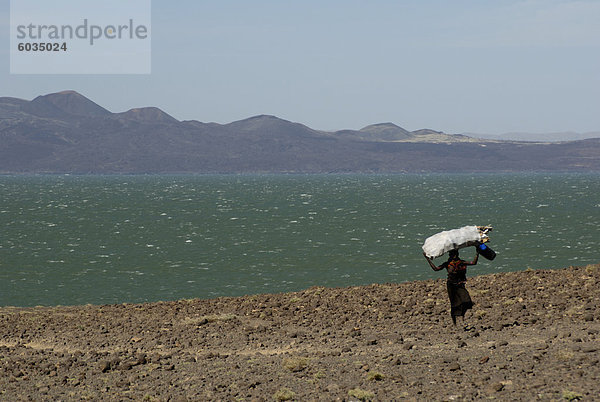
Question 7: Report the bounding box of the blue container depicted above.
[477,242,496,261]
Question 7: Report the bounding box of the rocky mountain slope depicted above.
[1,91,599,173]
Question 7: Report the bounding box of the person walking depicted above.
[423,249,479,329]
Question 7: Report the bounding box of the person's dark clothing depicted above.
[441,257,473,317]
[446,282,473,317]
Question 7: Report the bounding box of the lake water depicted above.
[1,173,598,307]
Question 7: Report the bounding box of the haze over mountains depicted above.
[467,131,600,142]
[1,91,599,173]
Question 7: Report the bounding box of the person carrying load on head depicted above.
[423,248,478,329]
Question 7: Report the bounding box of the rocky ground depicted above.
[1,264,599,401]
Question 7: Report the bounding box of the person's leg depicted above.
[447,282,458,326]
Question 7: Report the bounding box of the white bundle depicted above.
[422,225,490,259]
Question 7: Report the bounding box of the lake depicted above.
[1,173,598,307]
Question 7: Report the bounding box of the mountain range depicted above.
[1,90,599,173]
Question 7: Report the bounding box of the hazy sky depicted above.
[1,0,599,135]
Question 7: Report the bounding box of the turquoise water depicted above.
[1,174,598,307]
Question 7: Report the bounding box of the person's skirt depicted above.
[446,281,473,317]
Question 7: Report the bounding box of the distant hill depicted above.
[114,107,179,124]
[1,90,599,173]
[332,123,412,142]
[24,90,111,119]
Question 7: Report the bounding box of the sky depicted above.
[1,0,599,135]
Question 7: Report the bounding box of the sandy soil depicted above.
[1,264,599,401]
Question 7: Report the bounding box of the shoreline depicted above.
[1,264,599,400]
[3,260,598,310]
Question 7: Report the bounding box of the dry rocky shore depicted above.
[1,264,599,401]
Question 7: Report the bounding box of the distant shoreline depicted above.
[2,171,600,177]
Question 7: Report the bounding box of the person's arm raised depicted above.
[467,250,479,266]
[423,252,444,271]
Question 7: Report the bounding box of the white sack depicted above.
[422,226,484,259]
